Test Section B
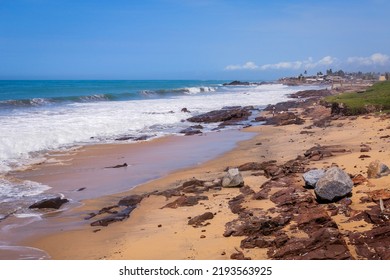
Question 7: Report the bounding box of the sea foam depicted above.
[0,83,321,173]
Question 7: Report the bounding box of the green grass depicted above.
[324,81,390,115]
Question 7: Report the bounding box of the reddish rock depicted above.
[352,174,368,185]
[265,112,305,126]
[161,195,208,209]
[368,189,390,201]
[230,251,251,260]
[188,212,214,227]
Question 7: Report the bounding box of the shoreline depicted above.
[3,86,390,260]
[1,129,255,259]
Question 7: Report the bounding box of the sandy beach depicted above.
[13,92,390,260]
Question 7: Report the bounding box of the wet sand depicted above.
[0,130,253,259]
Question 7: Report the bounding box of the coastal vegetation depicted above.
[324,81,390,115]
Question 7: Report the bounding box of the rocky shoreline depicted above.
[27,86,390,260]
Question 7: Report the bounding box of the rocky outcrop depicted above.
[29,196,69,209]
[288,89,331,99]
[222,168,244,187]
[265,112,305,126]
[187,106,253,124]
[90,206,136,227]
[314,167,353,202]
[118,194,143,207]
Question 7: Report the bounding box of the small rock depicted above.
[367,160,390,178]
[188,212,214,226]
[222,168,244,187]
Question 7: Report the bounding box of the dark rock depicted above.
[241,235,273,249]
[271,227,352,260]
[288,89,332,99]
[105,163,128,169]
[304,145,347,161]
[240,185,254,196]
[360,145,371,152]
[134,135,151,141]
[90,206,135,227]
[295,208,335,231]
[187,107,252,124]
[188,212,214,226]
[349,225,390,259]
[230,251,251,260]
[161,195,208,209]
[359,155,371,159]
[281,159,306,174]
[238,162,264,171]
[223,80,251,86]
[313,116,333,128]
[181,107,191,113]
[227,194,246,214]
[118,194,143,207]
[314,167,354,202]
[254,116,267,122]
[115,136,133,141]
[300,130,315,135]
[180,127,202,136]
[253,188,270,200]
[265,112,305,126]
[29,196,69,209]
[224,213,291,237]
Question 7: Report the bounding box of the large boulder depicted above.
[367,160,390,179]
[222,168,244,187]
[314,167,353,202]
[303,169,325,188]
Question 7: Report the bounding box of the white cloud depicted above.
[225,61,259,70]
[264,56,337,70]
[225,56,336,71]
[347,53,389,66]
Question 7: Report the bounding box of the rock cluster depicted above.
[187,106,253,125]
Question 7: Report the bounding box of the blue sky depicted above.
[0,0,389,80]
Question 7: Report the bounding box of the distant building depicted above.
[379,75,386,81]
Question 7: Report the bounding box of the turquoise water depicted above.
[0,80,319,172]
[0,80,226,108]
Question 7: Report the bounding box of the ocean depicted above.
[0,80,322,226]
